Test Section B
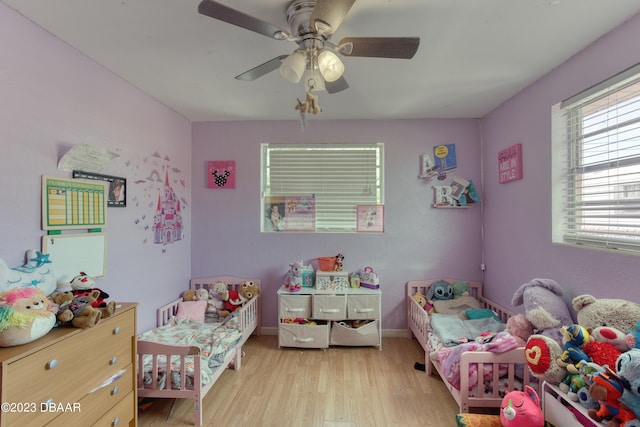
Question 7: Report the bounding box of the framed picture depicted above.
[357,205,384,232]
[498,143,523,184]
[208,160,236,189]
[73,170,126,207]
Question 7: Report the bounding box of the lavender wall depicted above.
[191,120,482,330]
[0,4,193,332]
[481,13,640,310]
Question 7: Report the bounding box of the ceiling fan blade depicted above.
[325,75,349,94]
[198,0,291,40]
[234,55,288,81]
[339,37,420,59]
[310,0,356,36]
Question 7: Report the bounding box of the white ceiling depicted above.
[3,0,640,122]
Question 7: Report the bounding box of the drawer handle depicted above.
[321,309,339,313]
[112,326,121,335]
[355,308,374,313]
[110,357,118,365]
[111,386,119,395]
[286,308,305,312]
[112,417,120,426]
[294,337,313,343]
[46,359,58,369]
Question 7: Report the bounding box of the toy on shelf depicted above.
[334,253,344,271]
[284,261,303,292]
[69,272,116,319]
[0,287,57,346]
[50,289,103,328]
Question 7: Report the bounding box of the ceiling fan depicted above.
[198,0,420,94]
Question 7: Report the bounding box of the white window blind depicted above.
[261,143,384,232]
[552,63,640,252]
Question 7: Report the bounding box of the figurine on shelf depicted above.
[334,253,344,271]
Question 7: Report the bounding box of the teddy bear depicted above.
[69,272,116,318]
[0,287,57,347]
[182,289,197,301]
[573,294,640,334]
[220,280,260,317]
[49,290,103,328]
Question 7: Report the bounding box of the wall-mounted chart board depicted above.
[42,175,107,230]
[42,233,107,285]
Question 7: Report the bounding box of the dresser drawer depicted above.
[279,323,329,348]
[347,295,380,319]
[313,295,347,320]
[92,390,135,427]
[47,364,133,427]
[3,308,135,408]
[279,294,312,319]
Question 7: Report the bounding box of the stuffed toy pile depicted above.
[517,279,640,425]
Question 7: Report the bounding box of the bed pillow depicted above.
[465,308,501,322]
[175,300,207,322]
[433,296,481,318]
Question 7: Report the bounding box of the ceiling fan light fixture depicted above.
[304,68,325,92]
[279,51,307,83]
[317,49,344,82]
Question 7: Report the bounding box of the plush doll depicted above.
[0,287,57,347]
[500,385,544,427]
[334,253,344,272]
[49,290,103,328]
[221,280,260,317]
[69,272,116,318]
[512,278,574,346]
[558,324,592,373]
[0,249,57,296]
[452,281,469,298]
[588,367,638,426]
[525,334,569,385]
[573,294,640,334]
[412,291,433,314]
[506,313,534,347]
[616,349,640,420]
[426,280,453,301]
[284,261,303,292]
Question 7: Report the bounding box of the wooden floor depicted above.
[138,335,460,427]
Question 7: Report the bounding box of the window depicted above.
[261,143,384,232]
[552,63,640,252]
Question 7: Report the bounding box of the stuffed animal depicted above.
[500,385,544,427]
[295,92,321,115]
[69,272,116,318]
[426,280,453,301]
[573,294,640,334]
[207,282,227,315]
[412,291,433,314]
[512,278,574,346]
[284,261,303,292]
[616,349,640,420]
[334,253,344,272]
[452,281,469,298]
[588,367,638,426]
[558,324,592,373]
[49,290,103,328]
[221,280,260,317]
[182,289,197,301]
[0,249,57,296]
[525,334,569,385]
[593,326,630,352]
[506,313,535,347]
[0,288,57,346]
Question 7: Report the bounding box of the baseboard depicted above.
[260,326,409,338]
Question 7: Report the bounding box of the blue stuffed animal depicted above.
[617,349,640,421]
[558,324,592,374]
[426,280,453,301]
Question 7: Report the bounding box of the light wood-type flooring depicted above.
[138,335,464,427]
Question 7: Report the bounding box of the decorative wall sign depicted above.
[498,143,523,184]
[433,144,457,171]
[357,205,384,232]
[208,160,236,189]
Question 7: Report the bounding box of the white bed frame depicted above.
[407,279,537,413]
[137,276,261,426]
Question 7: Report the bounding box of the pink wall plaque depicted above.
[208,160,236,189]
[498,144,522,184]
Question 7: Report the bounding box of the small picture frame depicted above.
[356,205,384,232]
[73,170,126,207]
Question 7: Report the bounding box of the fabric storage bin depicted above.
[347,294,381,320]
[313,294,347,320]
[279,294,312,319]
[330,320,379,346]
[316,271,349,290]
[279,322,329,348]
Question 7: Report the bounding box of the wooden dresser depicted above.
[0,302,137,427]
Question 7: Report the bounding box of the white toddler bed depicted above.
[137,276,261,426]
[407,279,537,413]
